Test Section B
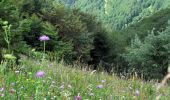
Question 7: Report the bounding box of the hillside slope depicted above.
[1,58,170,99]
[122,8,170,41]
[55,0,170,30]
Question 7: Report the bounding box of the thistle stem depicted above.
[43,41,46,54]
[43,41,46,59]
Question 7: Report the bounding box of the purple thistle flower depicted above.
[60,85,64,89]
[74,94,82,100]
[0,87,4,92]
[97,84,103,89]
[101,80,106,83]
[135,90,140,96]
[36,71,46,78]
[0,94,4,97]
[39,35,50,41]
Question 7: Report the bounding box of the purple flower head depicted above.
[97,84,103,89]
[0,87,5,92]
[39,35,50,41]
[74,94,82,100]
[36,71,46,78]
[60,85,64,89]
[135,90,140,96]
[101,80,106,83]
[0,94,4,97]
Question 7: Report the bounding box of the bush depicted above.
[124,22,170,79]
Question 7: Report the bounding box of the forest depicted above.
[56,0,170,30]
[1,0,170,99]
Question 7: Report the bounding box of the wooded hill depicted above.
[56,0,170,30]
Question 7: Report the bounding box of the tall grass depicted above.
[0,57,170,100]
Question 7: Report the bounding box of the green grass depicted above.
[0,58,170,100]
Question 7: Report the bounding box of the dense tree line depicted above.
[0,0,103,64]
[56,0,170,30]
[95,8,170,79]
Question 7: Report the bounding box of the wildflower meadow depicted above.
[0,34,170,99]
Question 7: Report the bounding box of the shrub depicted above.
[124,22,170,79]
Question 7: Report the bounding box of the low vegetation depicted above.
[1,57,169,99]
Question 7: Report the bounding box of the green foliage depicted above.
[124,23,170,79]
[18,3,75,62]
[113,8,170,76]
[89,31,110,70]
[2,21,12,52]
[0,0,19,22]
[1,0,170,80]
[0,0,101,63]
[0,0,30,62]
[89,29,129,73]
[38,2,99,62]
[123,8,170,40]
[105,30,128,72]
[57,0,170,30]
